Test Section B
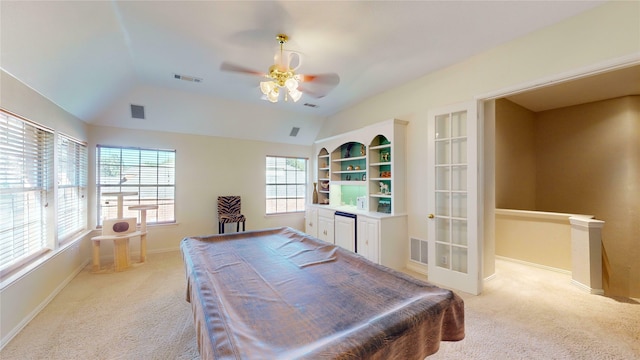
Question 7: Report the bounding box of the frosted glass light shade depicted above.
[285,78,298,91]
[260,81,275,95]
[267,87,279,103]
[288,88,302,102]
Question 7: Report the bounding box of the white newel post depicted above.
[569,217,605,294]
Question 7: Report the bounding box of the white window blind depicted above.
[266,156,307,214]
[96,145,176,226]
[57,134,88,242]
[0,110,54,270]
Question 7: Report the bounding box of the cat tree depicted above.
[91,192,157,273]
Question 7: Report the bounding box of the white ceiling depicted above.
[1,1,609,144]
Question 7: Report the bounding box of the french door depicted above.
[427,101,482,295]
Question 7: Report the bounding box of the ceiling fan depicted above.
[220,34,340,103]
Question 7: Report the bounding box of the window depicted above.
[96,145,175,226]
[266,156,307,214]
[0,110,54,271]
[57,134,88,243]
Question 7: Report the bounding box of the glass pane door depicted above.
[427,101,480,295]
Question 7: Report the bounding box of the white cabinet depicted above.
[305,207,318,238]
[357,216,379,263]
[356,214,407,270]
[317,208,335,244]
[335,214,356,252]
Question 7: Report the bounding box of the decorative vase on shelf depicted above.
[312,182,318,204]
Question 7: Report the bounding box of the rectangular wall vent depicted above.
[174,73,203,83]
[410,237,428,265]
[130,104,145,119]
[289,127,300,137]
[303,103,318,108]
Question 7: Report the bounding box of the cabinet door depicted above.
[357,217,380,263]
[318,216,334,244]
[305,207,318,238]
[335,216,355,252]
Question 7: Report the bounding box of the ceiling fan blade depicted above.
[298,73,340,98]
[299,73,340,87]
[220,62,266,77]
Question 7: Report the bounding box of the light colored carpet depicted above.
[2,251,639,359]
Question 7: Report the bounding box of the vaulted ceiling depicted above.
[1,1,608,144]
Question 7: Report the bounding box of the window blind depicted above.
[0,111,54,270]
[57,134,88,242]
[96,145,176,226]
[266,156,307,214]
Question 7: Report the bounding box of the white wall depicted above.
[318,1,640,281]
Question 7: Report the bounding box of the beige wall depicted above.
[494,96,639,297]
[1,69,312,346]
[320,2,640,296]
[495,99,537,209]
[1,70,92,347]
[535,96,640,297]
[88,125,311,255]
[495,210,574,272]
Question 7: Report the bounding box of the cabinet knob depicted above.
[428,214,435,219]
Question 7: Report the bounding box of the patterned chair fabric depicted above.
[218,196,246,234]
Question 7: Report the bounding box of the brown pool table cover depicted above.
[181,227,464,359]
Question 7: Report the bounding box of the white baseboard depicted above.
[0,258,90,350]
[405,261,428,276]
[495,255,571,275]
[571,279,604,295]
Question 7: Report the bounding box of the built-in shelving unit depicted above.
[317,148,330,205]
[367,135,392,213]
[313,119,407,215]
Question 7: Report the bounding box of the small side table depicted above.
[128,205,158,263]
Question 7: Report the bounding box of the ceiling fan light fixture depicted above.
[221,33,339,104]
[267,87,279,103]
[285,78,298,91]
[288,88,302,102]
[260,81,276,95]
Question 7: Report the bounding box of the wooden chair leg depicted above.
[236,222,240,232]
[242,221,245,232]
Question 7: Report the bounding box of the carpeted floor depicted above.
[2,251,639,359]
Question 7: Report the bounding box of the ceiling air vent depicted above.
[174,73,203,83]
[289,127,300,137]
[303,103,318,108]
[130,104,145,119]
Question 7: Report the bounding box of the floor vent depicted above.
[410,238,428,265]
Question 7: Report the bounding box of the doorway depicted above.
[481,62,640,296]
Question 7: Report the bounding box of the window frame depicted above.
[265,155,308,215]
[0,109,55,273]
[96,145,176,227]
[56,133,88,244]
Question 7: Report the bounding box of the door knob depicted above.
[428,214,435,219]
